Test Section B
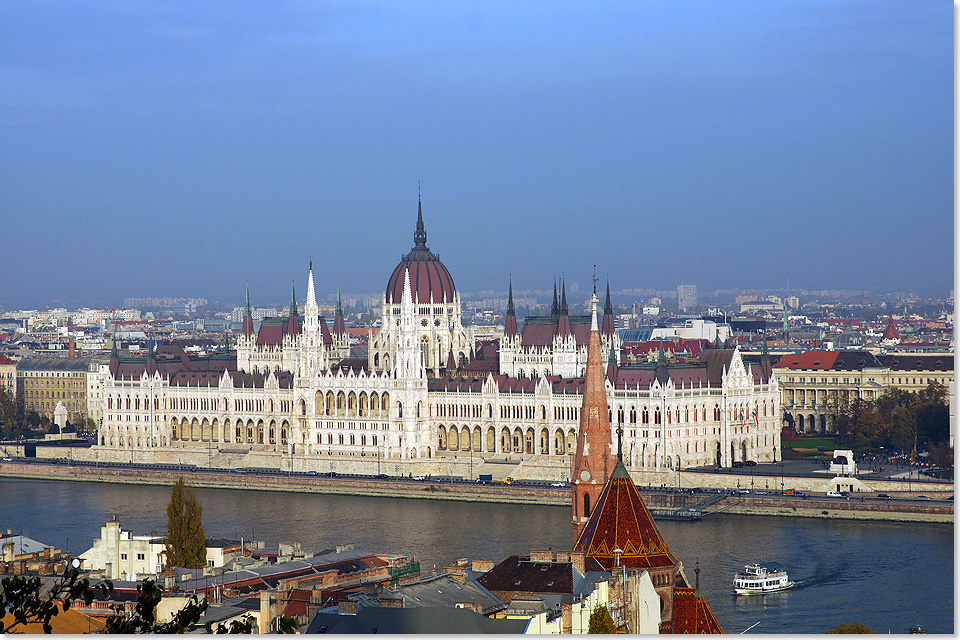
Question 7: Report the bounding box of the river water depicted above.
[1,478,952,634]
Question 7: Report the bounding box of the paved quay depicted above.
[2,462,951,523]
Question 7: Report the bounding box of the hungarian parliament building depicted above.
[95,200,781,473]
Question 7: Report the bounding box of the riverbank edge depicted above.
[2,465,952,523]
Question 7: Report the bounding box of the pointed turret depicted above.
[306,261,317,309]
[145,340,157,376]
[241,286,254,337]
[571,290,615,544]
[601,279,615,336]
[413,192,428,250]
[446,348,457,371]
[286,280,301,335]
[655,340,669,386]
[606,342,619,388]
[504,278,518,337]
[557,278,572,337]
[715,332,723,350]
[551,279,559,316]
[333,287,346,336]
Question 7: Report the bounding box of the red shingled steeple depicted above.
[571,291,614,544]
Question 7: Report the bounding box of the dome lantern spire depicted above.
[414,189,428,250]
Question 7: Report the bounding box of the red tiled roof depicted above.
[670,586,724,634]
[573,460,680,571]
[774,351,839,370]
[256,318,302,346]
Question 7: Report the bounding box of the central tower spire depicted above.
[413,190,427,250]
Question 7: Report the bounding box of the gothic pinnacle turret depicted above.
[241,286,254,338]
[601,278,615,336]
[505,278,518,337]
[557,278,571,337]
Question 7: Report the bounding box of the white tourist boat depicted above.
[733,562,794,595]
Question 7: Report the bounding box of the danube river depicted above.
[1,478,952,634]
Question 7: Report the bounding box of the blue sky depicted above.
[1,1,952,309]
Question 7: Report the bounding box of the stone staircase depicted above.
[471,460,520,481]
[205,449,252,470]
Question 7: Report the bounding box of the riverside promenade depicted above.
[2,460,951,523]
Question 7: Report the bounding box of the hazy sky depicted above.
[1,1,952,309]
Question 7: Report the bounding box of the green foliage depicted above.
[587,603,617,634]
[0,566,110,634]
[826,621,876,633]
[166,477,207,569]
[216,615,256,633]
[836,382,950,453]
[104,578,207,634]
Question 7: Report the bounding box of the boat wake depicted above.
[791,567,844,590]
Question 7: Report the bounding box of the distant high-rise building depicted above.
[677,284,697,311]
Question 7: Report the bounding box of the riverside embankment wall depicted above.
[0,462,951,523]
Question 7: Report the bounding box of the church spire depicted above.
[413,190,427,250]
[289,281,298,318]
[551,279,559,316]
[571,289,615,544]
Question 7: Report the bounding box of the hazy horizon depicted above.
[2,1,952,309]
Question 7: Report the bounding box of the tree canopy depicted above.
[826,621,877,633]
[166,477,206,569]
[836,382,950,456]
[587,603,617,634]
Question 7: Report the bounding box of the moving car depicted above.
[826,490,842,498]
[876,493,892,500]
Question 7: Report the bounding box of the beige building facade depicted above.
[16,357,90,425]
[774,350,954,433]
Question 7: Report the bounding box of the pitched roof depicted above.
[306,606,527,634]
[670,586,724,634]
[519,316,593,347]
[573,459,679,571]
[255,316,303,346]
[877,354,953,372]
[476,555,574,596]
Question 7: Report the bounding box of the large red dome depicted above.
[386,201,456,304]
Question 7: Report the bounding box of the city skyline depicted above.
[2,1,952,309]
